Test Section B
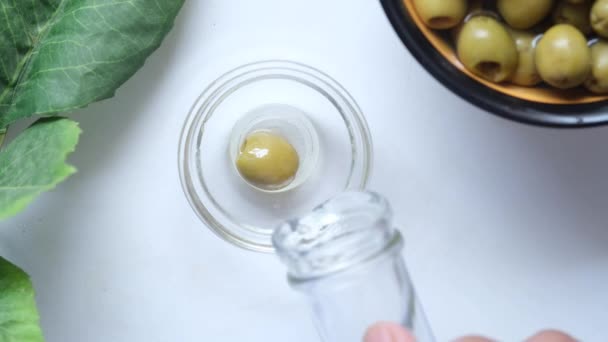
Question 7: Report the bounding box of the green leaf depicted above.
[0,257,44,342]
[0,0,185,127]
[0,118,80,220]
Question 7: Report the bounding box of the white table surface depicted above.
[2,1,608,341]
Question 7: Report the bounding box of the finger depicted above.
[452,335,495,342]
[364,322,417,342]
[526,330,578,342]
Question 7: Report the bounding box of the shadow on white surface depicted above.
[2,0,608,341]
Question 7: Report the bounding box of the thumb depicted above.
[364,322,417,342]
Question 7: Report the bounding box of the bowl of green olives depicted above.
[381,0,608,127]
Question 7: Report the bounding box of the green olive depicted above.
[450,0,488,41]
[497,0,554,29]
[585,41,608,93]
[535,24,591,88]
[413,0,467,29]
[553,0,592,34]
[509,30,542,86]
[457,16,518,83]
[235,131,299,188]
[591,0,608,38]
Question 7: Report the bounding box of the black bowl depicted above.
[380,0,608,128]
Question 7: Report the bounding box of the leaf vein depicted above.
[0,0,69,122]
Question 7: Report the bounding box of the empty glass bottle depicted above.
[273,191,434,342]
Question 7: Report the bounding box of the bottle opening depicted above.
[272,191,402,281]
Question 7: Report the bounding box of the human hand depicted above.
[363,322,577,342]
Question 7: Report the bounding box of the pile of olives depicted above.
[413,0,608,93]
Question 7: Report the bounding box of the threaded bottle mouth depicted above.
[272,191,401,281]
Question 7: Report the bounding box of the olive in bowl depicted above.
[380,0,608,127]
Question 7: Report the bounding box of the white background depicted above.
[2,0,608,341]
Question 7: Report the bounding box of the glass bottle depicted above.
[273,191,434,342]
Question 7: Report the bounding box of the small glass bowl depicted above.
[178,60,372,252]
[229,104,320,193]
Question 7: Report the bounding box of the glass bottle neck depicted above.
[272,191,400,282]
[272,191,435,342]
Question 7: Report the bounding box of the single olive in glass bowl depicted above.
[235,131,300,190]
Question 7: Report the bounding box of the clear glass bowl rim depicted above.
[178,60,373,253]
